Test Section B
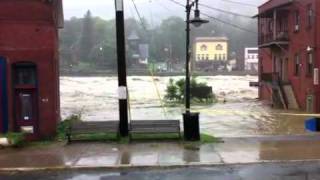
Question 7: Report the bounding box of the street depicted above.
[1,162,320,180]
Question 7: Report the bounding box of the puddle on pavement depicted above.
[61,76,314,137]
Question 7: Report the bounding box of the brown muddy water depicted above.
[60,76,316,137]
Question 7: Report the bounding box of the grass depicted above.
[130,133,180,141]
[200,133,223,144]
[0,131,221,149]
[0,112,222,148]
[71,133,118,142]
[127,132,222,144]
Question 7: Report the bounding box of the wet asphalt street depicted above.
[1,162,320,180]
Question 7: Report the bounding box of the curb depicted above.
[0,159,320,172]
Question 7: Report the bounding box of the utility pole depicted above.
[115,0,129,137]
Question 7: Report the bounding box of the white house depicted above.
[244,47,258,71]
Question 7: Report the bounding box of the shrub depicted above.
[6,132,25,147]
[57,113,82,141]
[164,77,217,104]
[165,79,180,101]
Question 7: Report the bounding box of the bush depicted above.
[6,132,25,147]
[57,113,82,141]
[164,77,217,104]
[165,79,180,101]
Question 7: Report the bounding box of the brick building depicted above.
[0,0,63,139]
[256,0,320,112]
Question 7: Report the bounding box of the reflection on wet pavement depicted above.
[2,138,320,169]
[2,162,320,180]
[60,76,316,137]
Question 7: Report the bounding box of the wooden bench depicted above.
[129,120,181,140]
[66,121,119,143]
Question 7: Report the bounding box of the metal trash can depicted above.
[183,112,200,141]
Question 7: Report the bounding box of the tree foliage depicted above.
[59,11,257,72]
[165,77,216,104]
[79,10,95,62]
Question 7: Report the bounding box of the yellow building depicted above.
[194,37,228,62]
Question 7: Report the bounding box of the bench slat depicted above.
[72,130,118,134]
[67,121,120,142]
[131,120,179,124]
[72,125,118,129]
[130,120,181,137]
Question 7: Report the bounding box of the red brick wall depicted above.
[0,0,60,139]
[259,0,320,112]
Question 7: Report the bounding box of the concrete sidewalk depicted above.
[1,135,320,171]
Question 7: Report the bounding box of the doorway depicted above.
[281,58,288,82]
[13,63,38,134]
[0,57,8,133]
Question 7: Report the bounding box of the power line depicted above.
[199,3,253,19]
[166,0,258,34]
[156,0,175,13]
[130,0,148,31]
[201,12,257,34]
[219,0,258,8]
[167,0,184,7]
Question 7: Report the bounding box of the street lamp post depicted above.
[183,0,208,141]
[115,0,129,137]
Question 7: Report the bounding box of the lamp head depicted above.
[190,9,209,27]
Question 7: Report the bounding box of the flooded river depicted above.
[60,76,313,137]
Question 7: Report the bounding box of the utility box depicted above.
[183,112,200,141]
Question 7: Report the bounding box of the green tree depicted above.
[79,10,95,63]
[149,17,186,63]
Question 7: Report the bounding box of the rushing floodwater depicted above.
[60,75,314,137]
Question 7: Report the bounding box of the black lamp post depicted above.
[183,0,208,141]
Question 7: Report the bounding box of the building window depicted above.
[206,54,209,60]
[307,52,313,76]
[223,54,226,60]
[307,4,313,28]
[201,54,205,60]
[197,54,201,61]
[216,44,223,50]
[268,20,273,32]
[14,63,37,85]
[294,53,300,76]
[218,54,222,60]
[214,54,217,60]
[294,10,300,32]
[200,45,207,51]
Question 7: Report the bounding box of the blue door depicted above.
[0,57,8,133]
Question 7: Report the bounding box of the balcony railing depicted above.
[261,72,280,84]
[259,31,289,46]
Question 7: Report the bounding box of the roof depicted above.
[195,37,228,42]
[128,31,140,41]
[253,0,293,18]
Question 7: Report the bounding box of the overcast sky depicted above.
[63,0,268,22]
